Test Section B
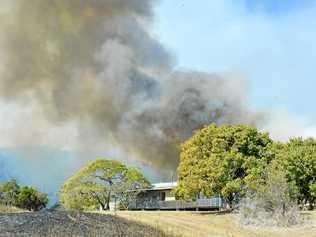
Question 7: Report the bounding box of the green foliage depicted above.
[175,122,316,211]
[60,159,150,210]
[175,123,274,207]
[238,162,302,227]
[247,162,297,209]
[17,186,48,211]
[310,183,316,199]
[0,179,48,211]
[0,179,20,206]
[276,138,316,209]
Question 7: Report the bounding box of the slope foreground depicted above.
[117,211,316,237]
[0,211,170,237]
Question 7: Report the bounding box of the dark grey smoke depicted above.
[0,0,263,169]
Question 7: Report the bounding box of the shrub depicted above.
[17,186,48,211]
[237,163,303,227]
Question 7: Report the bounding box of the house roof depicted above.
[149,182,177,191]
[127,181,177,192]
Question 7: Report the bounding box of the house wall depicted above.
[133,190,160,209]
[128,189,173,209]
[128,189,223,210]
[165,190,175,201]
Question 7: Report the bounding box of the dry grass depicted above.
[0,205,26,213]
[113,210,316,237]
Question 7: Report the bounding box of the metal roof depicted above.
[149,182,177,191]
[127,182,177,192]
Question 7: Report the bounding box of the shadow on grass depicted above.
[193,209,233,216]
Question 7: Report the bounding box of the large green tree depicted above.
[277,138,316,209]
[175,123,274,207]
[60,159,150,210]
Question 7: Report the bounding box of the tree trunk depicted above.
[226,195,234,210]
[106,191,111,210]
[99,202,106,210]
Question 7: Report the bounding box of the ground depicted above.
[0,209,315,237]
[0,211,170,237]
[0,205,25,213]
[115,210,316,237]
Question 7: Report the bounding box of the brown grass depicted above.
[113,210,316,237]
[0,205,27,213]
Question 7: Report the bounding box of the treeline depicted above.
[58,123,316,212]
[0,179,48,211]
[175,123,316,210]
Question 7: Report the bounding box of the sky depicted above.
[154,0,316,122]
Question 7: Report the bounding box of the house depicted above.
[128,182,223,211]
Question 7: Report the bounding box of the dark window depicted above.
[160,192,166,201]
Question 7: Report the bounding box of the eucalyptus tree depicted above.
[60,159,150,210]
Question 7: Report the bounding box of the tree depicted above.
[0,179,20,206]
[277,138,316,209]
[17,186,48,211]
[60,159,150,210]
[175,123,274,208]
[238,162,301,227]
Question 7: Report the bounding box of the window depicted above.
[160,191,166,201]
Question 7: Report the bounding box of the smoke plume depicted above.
[0,0,264,170]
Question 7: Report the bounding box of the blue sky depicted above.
[154,0,316,121]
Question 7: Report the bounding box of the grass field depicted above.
[114,211,316,237]
[0,208,314,236]
[0,205,26,213]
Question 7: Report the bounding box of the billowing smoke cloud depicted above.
[0,0,264,170]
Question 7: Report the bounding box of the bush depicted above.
[17,186,48,211]
[237,163,303,227]
[0,179,20,206]
[0,179,48,211]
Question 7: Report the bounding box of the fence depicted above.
[129,197,223,210]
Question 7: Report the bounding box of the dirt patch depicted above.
[0,211,170,237]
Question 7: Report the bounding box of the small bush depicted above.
[237,163,305,227]
[17,186,48,211]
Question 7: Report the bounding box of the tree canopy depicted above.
[175,123,316,210]
[175,123,274,207]
[276,138,316,209]
[60,159,150,210]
